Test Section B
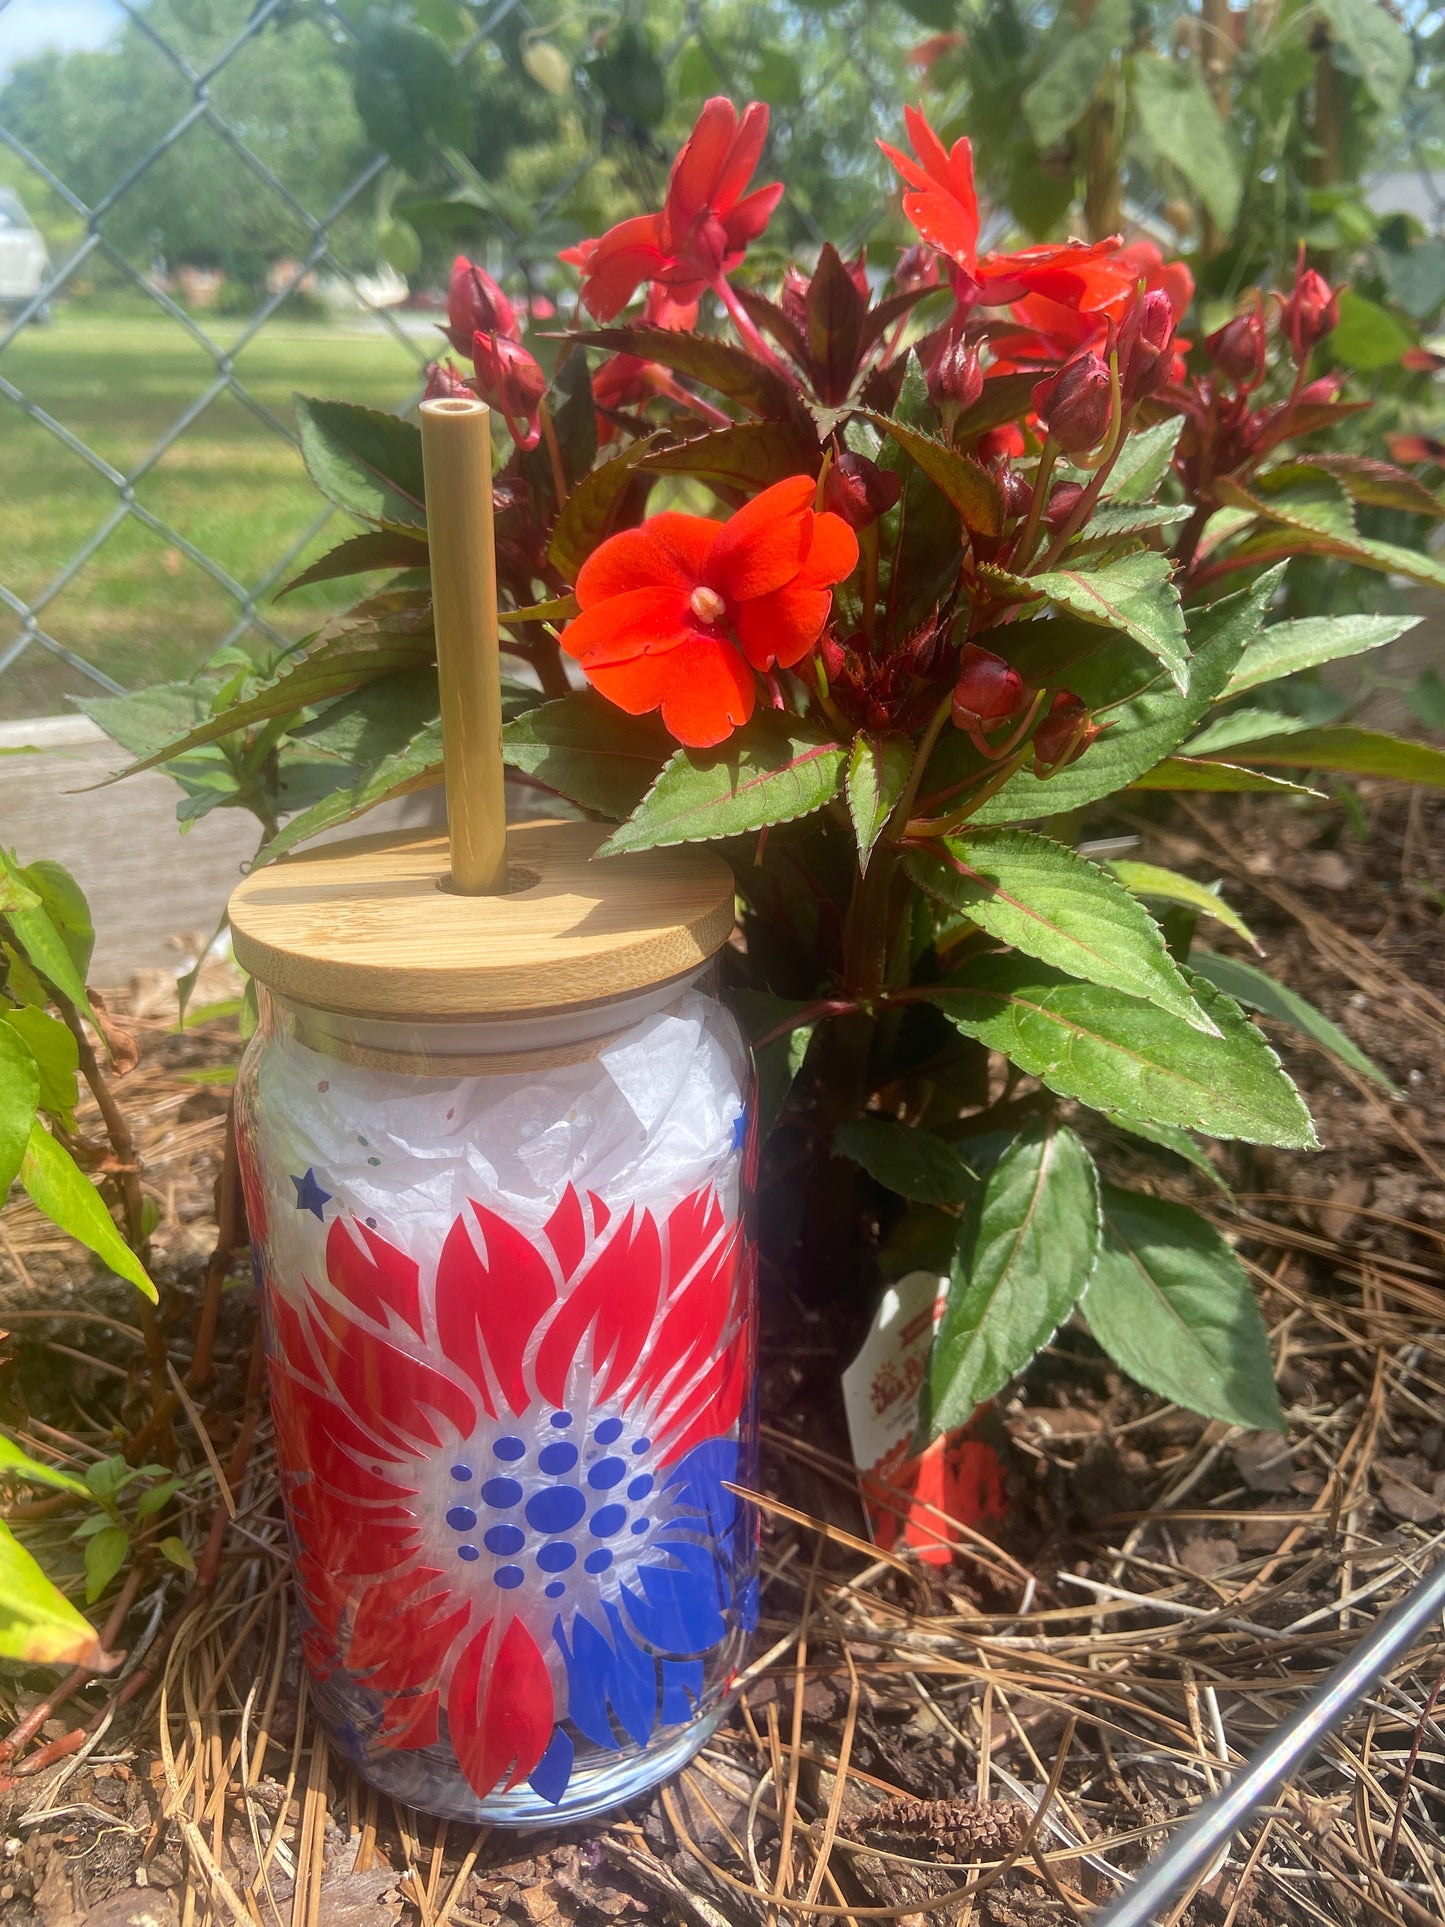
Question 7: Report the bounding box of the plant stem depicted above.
[907,731,1040,840]
[713,274,792,378]
[537,400,568,507]
[1011,438,1057,573]
[859,521,879,645]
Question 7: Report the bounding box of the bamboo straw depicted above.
[419,396,507,895]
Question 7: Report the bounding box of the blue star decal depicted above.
[291,1168,332,1220]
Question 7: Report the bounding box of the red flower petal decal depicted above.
[448,1617,555,1797]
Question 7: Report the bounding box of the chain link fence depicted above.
[0,0,920,721]
[1,0,1440,724]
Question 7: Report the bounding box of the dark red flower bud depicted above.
[1295,372,1346,407]
[445,255,519,354]
[1206,306,1267,388]
[781,264,811,330]
[1032,690,1098,771]
[1118,290,1176,402]
[952,643,1030,733]
[1280,252,1339,362]
[424,358,474,401]
[472,333,547,449]
[895,242,940,293]
[1032,352,1113,453]
[927,334,984,415]
[1044,480,1085,531]
[1000,466,1032,520]
[820,632,849,683]
[823,452,903,530]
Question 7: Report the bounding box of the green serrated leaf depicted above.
[601,714,846,856]
[847,734,911,872]
[1085,1185,1282,1429]
[1101,417,1185,504]
[927,957,1317,1146]
[0,848,98,1029]
[1227,614,1420,695]
[294,397,427,530]
[21,1123,155,1299]
[1223,726,1445,789]
[0,1023,40,1196]
[3,1007,79,1124]
[20,862,94,982]
[1132,55,1242,229]
[1182,709,1311,756]
[257,717,444,865]
[278,529,430,598]
[1129,757,1322,796]
[731,991,819,1139]
[0,1520,102,1666]
[834,1117,976,1207]
[907,829,1215,1031]
[1101,1115,1235,1197]
[502,692,672,820]
[1318,0,1411,111]
[923,1120,1100,1439]
[549,436,660,580]
[574,327,799,421]
[83,1524,129,1605]
[1190,948,1397,1093]
[0,1434,90,1497]
[966,569,1282,823]
[871,418,1005,537]
[159,1536,196,1573]
[1028,553,1188,692]
[1107,860,1259,951]
[642,422,817,504]
[134,1477,183,1518]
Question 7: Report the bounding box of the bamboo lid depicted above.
[228,820,736,1020]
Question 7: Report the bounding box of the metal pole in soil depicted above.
[1093,1558,1445,1926]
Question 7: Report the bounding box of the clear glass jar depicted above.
[235,971,757,1824]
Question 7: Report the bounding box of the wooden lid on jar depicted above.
[227,820,736,1020]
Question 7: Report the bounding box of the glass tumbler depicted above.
[229,823,757,1824]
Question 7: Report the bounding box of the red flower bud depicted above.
[823,452,903,530]
[1118,290,1176,403]
[1032,352,1113,454]
[445,256,519,354]
[895,242,940,293]
[1206,306,1268,388]
[820,632,849,683]
[781,264,811,330]
[1044,480,1085,531]
[1032,690,1097,771]
[951,643,1031,733]
[424,359,474,401]
[1280,251,1339,362]
[1000,466,1032,520]
[927,335,984,415]
[471,333,547,450]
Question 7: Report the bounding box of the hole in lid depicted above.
[434,865,540,898]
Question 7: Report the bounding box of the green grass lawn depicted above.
[0,307,427,718]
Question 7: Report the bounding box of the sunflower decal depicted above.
[263,1180,758,1811]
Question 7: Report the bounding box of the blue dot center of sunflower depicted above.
[442,1410,661,1592]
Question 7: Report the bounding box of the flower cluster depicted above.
[406,97,1397,757]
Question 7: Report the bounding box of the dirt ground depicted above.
[1,783,1443,1927]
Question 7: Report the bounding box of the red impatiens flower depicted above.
[878,105,980,270]
[559,476,858,748]
[879,106,1139,317]
[562,98,783,322]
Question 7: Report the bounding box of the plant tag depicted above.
[841,1270,1006,1565]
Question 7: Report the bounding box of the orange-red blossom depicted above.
[559,477,858,748]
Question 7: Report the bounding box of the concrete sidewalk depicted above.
[0,716,444,983]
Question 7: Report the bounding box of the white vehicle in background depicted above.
[0,189,50,318]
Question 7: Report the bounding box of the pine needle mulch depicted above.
[2,785,1444,1927]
